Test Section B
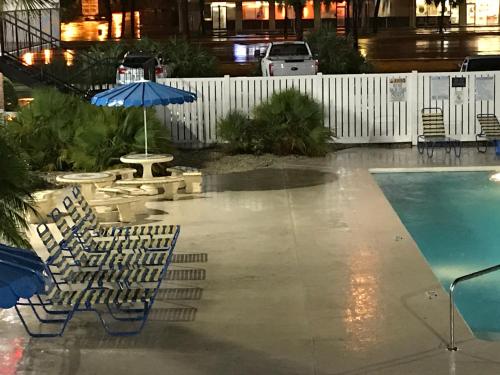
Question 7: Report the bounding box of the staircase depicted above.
[0,10,114,98]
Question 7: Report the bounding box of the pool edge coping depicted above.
[370,166,500,173]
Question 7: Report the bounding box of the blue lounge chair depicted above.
[0,244,171,337]
[68,186,180,238]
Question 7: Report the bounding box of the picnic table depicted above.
[120,154,173,179]
[56,172,115,200]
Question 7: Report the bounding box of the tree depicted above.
[425,0,464,33]
[130,0,136,38]
[103,0,113,39]
[0,134,35,247]
[275,0,333,40]
[177,0,189,36]
[351,0,365,49]
[0,0,53,247]
[1,0,54,10]
[198,0,206,35]
[120,0,127,38]
[372,0,381,33]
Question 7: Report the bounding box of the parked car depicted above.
[116,52,169,85]
[260,41,318,77]
[460,55,500,72]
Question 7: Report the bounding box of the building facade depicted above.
[199,0,500,34]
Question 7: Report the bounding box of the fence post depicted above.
[313,73,326,128]
[408,70,419,146]
[314,72,323,103]
[223,74,231,117]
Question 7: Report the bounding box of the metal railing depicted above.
[448,263,500,351]
[0,10,119,97]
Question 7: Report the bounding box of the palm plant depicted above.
[69,106,170,171]
[7,87,171,172]
[217,111,259,153]
[218,90,332,156]
[164,38,217,78]
[253,89,331,156]
[6,87,78,171]
[306,27,371,74]
[0,135,34,247]
[2,0,55,10]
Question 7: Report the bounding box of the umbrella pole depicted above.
[144,107,148,156]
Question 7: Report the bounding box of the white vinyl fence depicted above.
[157,71,500,146]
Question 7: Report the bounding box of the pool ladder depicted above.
[448,263,500,351]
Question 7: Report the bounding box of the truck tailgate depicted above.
[271,60,316,76]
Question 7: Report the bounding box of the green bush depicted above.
[4,77,18,111]
[306,27,371,74]
[254,90,331,156]
[163,38,218,78]
[3,87,170,172]
[217,111,259,153]
[217,89,332,156]
[5,87,80,171]
[0,134,34,247]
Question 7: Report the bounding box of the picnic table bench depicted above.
[115,176,184,200]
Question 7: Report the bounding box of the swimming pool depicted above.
[374,170,500,341]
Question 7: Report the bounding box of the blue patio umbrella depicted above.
[91,80,197,155]
[0,244,49,309]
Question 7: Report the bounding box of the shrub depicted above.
[3,87,170,172]
[218,89,332,156]
[5,87,80,171]
[306,27,371,74]
[68,106,169,171]
[217,111,260,153]
[254,90,331,156]
[163,38,218,78]
[4,77,18,111]
[0,134,34,247]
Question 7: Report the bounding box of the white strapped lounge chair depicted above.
[418,108,461,157]
[68,186,179,239]
[46,211,175,270]
[37,223,169,288]
[476,114,500,153]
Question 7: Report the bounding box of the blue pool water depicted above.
[374,171,500,340]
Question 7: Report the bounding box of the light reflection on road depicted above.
[61,12,140,41]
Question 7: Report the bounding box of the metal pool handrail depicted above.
[448,263,500,351]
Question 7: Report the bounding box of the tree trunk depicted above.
[439,0,445,33]
[284,5,288,39]
[177,0,190,36]
[0,73,4,112]
[130,0,136,39]
[104,0,113,39]
[269,0,276,30]
[120,0,127,39]
[372,0,380,33]
[293,3,304,40]
[345,0,351,35]
[313,0,321,30]
[352,0,359,49]
[199,0,206,35]
[182,0,190,37]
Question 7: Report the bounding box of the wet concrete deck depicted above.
[3,147,500,374]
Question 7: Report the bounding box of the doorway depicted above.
[466,3,476,25]
[336,4,346,28]
[212,5,227,30]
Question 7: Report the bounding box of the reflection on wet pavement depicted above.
[203,168,337,192]
[343,247,380,352]
[0,337,24,375]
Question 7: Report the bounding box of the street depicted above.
[61,25,500,75]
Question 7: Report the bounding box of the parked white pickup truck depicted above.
[260,41,318,77]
